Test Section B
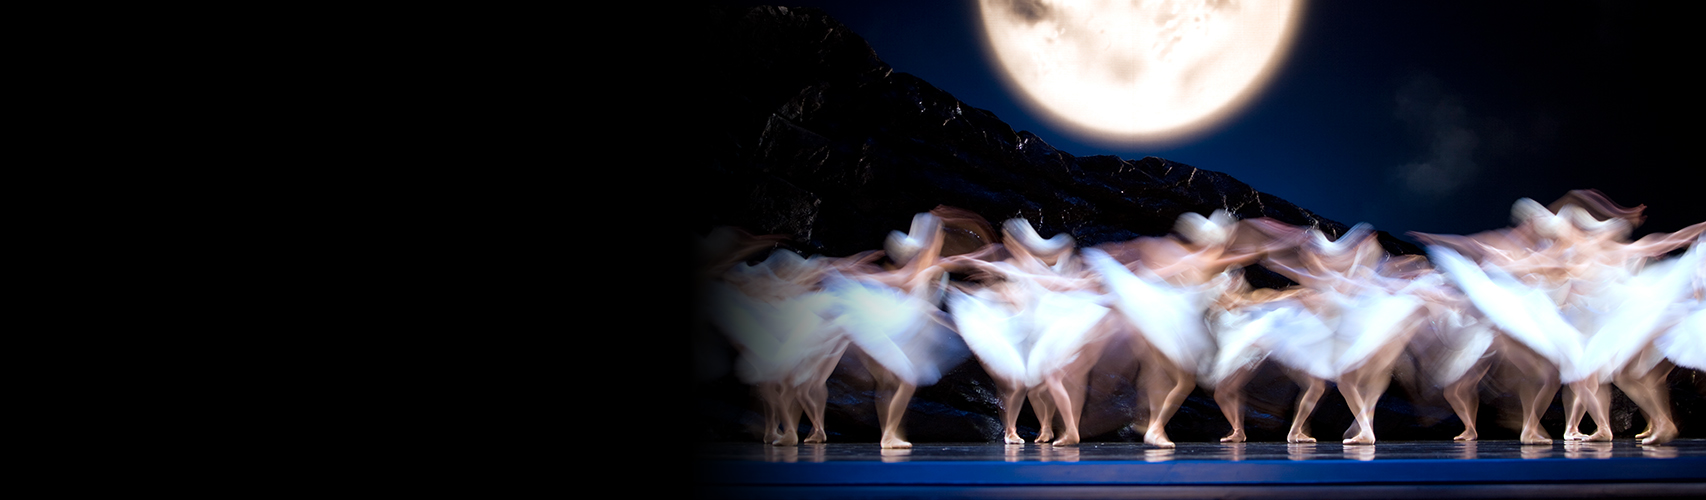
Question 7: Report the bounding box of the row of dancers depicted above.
[696,191,1705,448]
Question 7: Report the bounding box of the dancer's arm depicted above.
[1625,221,1706,257]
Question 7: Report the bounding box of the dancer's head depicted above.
[1175,210,1236,248]
[1002,218,1074,264]
[886,212,945,265]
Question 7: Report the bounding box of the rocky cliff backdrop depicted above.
[690,5,1703,444]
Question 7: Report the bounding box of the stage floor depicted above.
[696,439,1706,499]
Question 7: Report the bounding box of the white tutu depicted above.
[1428,246,1586,380]
[705,281,843,386]
[1332,289,1425,375]
[824,274,966,386]
[1206,298,1327,386]
[947,285,1031,384]
[1085,248,1220,379]
[1578,243,1704,381]
[1023,288,1111,386]
[1656,303,1706,371]
[949,278,1110,387]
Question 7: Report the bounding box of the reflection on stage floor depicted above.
[696,439,1706,499]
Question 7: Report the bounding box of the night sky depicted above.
[719,0,1701,244]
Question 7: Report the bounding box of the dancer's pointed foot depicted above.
[880,437,912,449]
[1640,426,1677,446]
[1220,429,1246,443]
[1564,429,1587,441]
[1051,434,1080,447]
[1343,433,1376,445]
[772,434,799,447]
[1034,429,1054,443]
[804,431,827,444]
[1144,428,1175,448]
[1453,429,1478,441]
[1004,433,1025,445]
[1287,429,1316,443]
[1584,429,1613,442]
[1521,431,1552,445]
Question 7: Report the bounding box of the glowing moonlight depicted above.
[980,0,1301,143]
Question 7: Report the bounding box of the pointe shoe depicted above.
[1144,428,1175,448]
[1640,426,1678,446]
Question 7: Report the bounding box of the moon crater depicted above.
[980,0,1302,144]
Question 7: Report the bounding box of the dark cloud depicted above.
[1392,73,1478,198]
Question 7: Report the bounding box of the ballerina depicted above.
[698,228,852,446]
[1258,223,1429,444]
[1084,210,1301,447]
[1569,222,1704,445]
[1422,194,1704,444]
[1630,234,1705,443]
[1202,274,1334,443]
[1397,264,1498,442]
[821,210,970,449]
[1414,198,1605,444]
[944,219,1112,446]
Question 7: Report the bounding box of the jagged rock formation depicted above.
[692,4,1698,444]
[696,5,1421,259]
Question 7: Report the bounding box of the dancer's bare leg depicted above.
[801,341,848,444]
[997,379,1026,444]
[1616,376,1670,444]
[1058,346,1099,446]
[1046,375,1081,446]
[1287,372,1325,443]
[1215,367,1253,443]
[1572,381,1614,442]
[1562,384,1586,441]
[774,384,803,446]
[1029,386,1056,443]
[1339,369,1375,445]
[1518,372,1560,444]
[1501,339,1558,444]
[873,378,891,439]
[880,380,917,449]
[1515,370,1561,445]
[1444,365,1487,441]
[1619,360,1677,445]
[1142,356,1196,448]
[1341,340,1404,445]
[799,382,829,443]
[758,382,787,445]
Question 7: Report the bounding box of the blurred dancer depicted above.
[1397,262,1497,441]
[1203,274,1328,443]
[1260,224,1428,444]
[945,219,1112,445]
[698,228,848,446]
[1418,194,1703,443]
[1085,210,1300,447]
[822,210,970,448]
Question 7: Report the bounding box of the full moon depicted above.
[980,0,1302,143]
